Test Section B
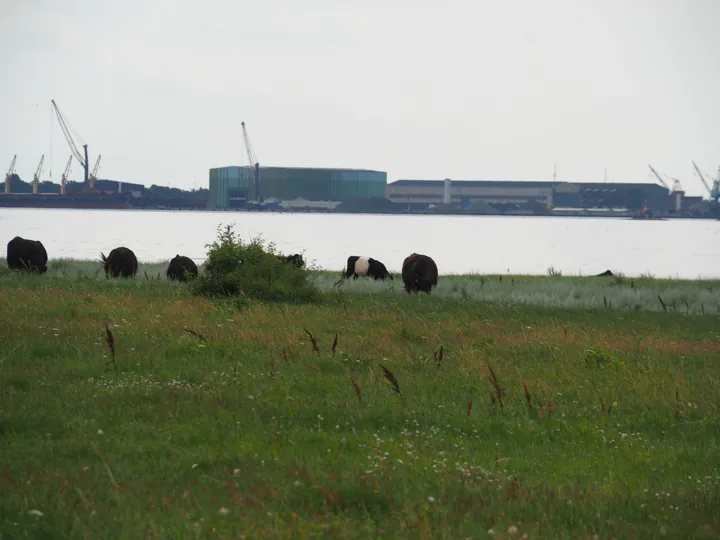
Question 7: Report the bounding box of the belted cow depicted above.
[342,256,393,282]
[6,236,48,274]
[166,254,198,281]
[101,246,139,279]
[401,253,438,294]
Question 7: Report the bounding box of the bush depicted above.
[192,224,319,304]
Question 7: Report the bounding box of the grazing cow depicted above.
[401,253,438,294]
[6,236,48,274]
[594,269,614,277]
[166,254,198,281]
[277,253,305,269]
[100,246,138,279]
[342,256,393,281]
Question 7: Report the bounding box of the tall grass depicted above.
[1,267,720,537]
[1,271,719,537]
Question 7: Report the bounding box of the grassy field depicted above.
[1,261,720,538]
[3,257,720,315]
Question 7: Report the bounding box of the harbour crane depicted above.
[648,164,683,193]
[648,164,684,212]
[241,121,260,202]
[4,155,17,194]
[60,155,73,195]
[88,155,102,188]
[51,99,90,187]
[32,154,45,195]
[691,161,720,211]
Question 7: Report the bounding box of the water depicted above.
[1,208,718,279]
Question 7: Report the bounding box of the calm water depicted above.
[1,208,718,279]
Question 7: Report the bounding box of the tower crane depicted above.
[4,155,17,194]
[32,155,45,195]
[60,156,73,195]
[241,121,260,202]
[691,161,720,211]
[88,155,102,188]
[51,99,90,188]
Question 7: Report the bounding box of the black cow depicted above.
[401,253,438,294]
[594,269,614,277]
[277,253,305,269]
[166,254,198,281]
[342,256,393,281]
[6,236,48,274]
[101,247,138,279]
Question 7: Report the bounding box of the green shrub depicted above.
[583,345,625,369]
[191,224,319,304]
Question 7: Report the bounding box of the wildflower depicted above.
[427,496,435,502]
[218,507,229,515]
[508,525,518,534]
[28,510,44,517]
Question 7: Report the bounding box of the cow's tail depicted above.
[333,271,347,289]
[100,252,107,264]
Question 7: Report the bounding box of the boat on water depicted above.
[0,193,132,210]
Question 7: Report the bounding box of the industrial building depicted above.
[208,165,387,209]
[386,180,556,206]
[386,178,684,213]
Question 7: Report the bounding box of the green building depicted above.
[208,165,387,209]
[208,166,252,209]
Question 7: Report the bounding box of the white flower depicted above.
[28,510,44,517]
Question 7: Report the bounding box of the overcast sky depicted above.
[1,0,718,195]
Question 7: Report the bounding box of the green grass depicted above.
[1,263,720,538]
[3,258,720,315]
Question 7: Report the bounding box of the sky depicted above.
[0,0,718,196]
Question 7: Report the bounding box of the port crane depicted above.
[241,121,260,202]
[60,156,73,195]
[4,155,17,194]
[88,155,102,187]
[51,99,90,188]
[648,164,683,193]
[648,164,685,212]
[691,161,720,211]
[32,155,45,195]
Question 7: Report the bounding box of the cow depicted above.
[100,246,138,279]
[166,254,198,281]
[276,253,305,269]
[401,253,438,294]
[6,236,48,274]
[341,256,393,282]
[594,269,614,277]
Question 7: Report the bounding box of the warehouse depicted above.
[386,179,676,212]
[386,179,556,206]
[208,165,387,209]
